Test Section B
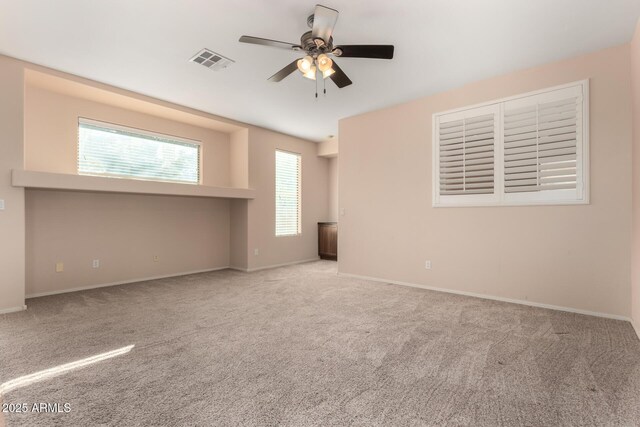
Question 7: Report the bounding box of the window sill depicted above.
[433,199,589,208]
[12,170,255,200]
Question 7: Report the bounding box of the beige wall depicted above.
[25,190,230,296]
[230,129,249,188]
[319,137,338,223]
[246,127,330,270]
[25,86,231,187]
[318,138,338,157]
[339,45,633,318]
[328,157,339,222]
[229,129,250,270]
[631,19,640,331]
[0,56,26,313]
[229,199,248,270]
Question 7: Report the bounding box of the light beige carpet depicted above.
[1,261,639,426]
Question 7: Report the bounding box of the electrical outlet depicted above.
[340,208,346,216]
[0,199,5,210]
[55,262,64,273]
[425,260,432,270]
[153,255,159,262]
[254,248,259,256]
[92,259,100,268]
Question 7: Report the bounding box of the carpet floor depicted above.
[1,261,639,426]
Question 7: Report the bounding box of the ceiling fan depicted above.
[239,4,394,91]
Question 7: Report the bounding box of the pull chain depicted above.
[323,75,326,96]
[315,70,318,99]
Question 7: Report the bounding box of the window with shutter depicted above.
[275,150,302,236]
[433,80,588,207]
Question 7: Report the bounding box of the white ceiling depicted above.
[1,0,639,142]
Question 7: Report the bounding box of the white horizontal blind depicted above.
[275,150,301,236]
[78,119,200,184]
[503,86,582,194]
[439,112,496,195]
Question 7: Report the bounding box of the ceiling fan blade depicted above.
[312,5,339,43]
[268,59,300,82]
[329,60,352,88]
[334,45,394,59]
[239,35,301,51]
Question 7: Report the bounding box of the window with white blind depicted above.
[275,150,301,236]
[78,118,200,184]
[433,80,588,207]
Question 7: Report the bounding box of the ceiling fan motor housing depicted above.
[300,31,333,57]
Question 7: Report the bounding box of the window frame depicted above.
[432,80,589,208]
[275,149,302,237]
[77,117,202,185]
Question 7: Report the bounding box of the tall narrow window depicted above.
[275,150,301,236]
[78,118,200,184]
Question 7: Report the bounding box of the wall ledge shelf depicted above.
[12,170,256,200]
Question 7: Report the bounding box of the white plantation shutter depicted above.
[433,80,588,207]
[439,111,496,195]
[275,150,301,236]
[503,85,583,199]
[435,105,500,205]
[78,119,200,184]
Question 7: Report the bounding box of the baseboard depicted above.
[0,305,27,315]
[26,267,230,299]
[26,259,323,299]
[338,272,631,322]
[231,257,321,273]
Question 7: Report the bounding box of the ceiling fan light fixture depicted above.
[317,53,333,72]
[297,55,314,73]
[302,65,317,80]
[322,68,335,79]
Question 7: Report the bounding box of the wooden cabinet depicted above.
[318,222,338,261]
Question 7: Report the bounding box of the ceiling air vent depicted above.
[190,48,234,71]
